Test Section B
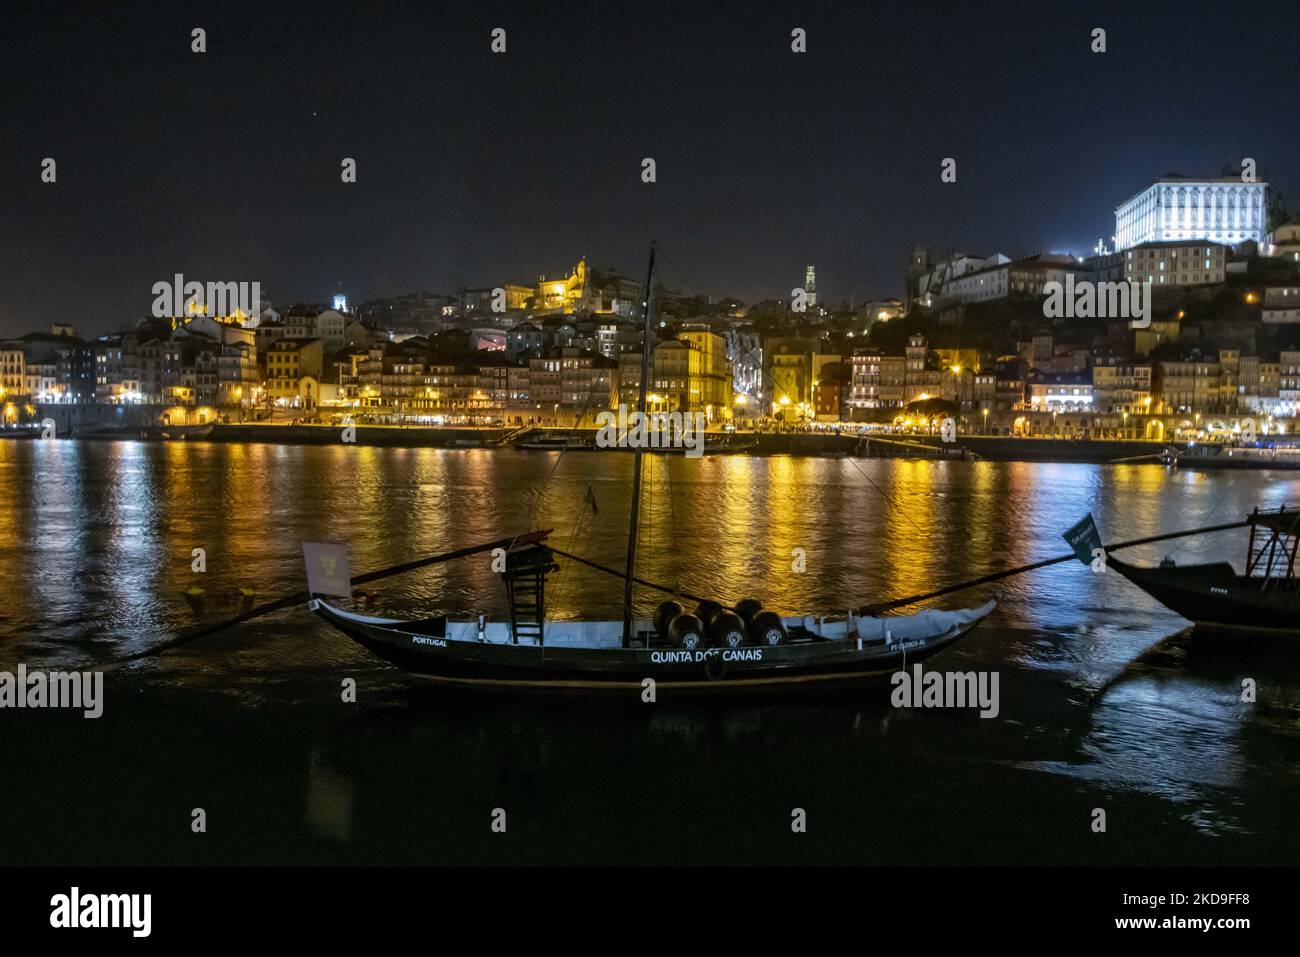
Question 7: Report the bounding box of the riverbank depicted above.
[20,417,1300,468]
[195,425,1179,462]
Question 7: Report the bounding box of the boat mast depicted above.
[622,242,656,644]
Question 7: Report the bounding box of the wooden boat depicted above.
[155,423,214,441]
[310,584,996,694]
[308,244,997,694]
[1065,508,1300,637]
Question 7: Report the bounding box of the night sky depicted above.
[3,0,1297,337]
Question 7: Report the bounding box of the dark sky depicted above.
[2,0,1297,337]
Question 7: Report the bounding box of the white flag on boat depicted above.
[303,542,353,598]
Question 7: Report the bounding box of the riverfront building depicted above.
[618,330,732,424]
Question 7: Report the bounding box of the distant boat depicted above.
[646,435,757,455]
[309,243,997,695]
[1066,508,1300,637]
[1161,443,1300,470]
[511,432,593,451]
[512,429,754,455]
[147,424,214,441]
[0,423,71,439]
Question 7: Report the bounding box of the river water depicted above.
[1,440,1298,864]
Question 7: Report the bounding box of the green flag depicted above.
[1063,514,1103,566]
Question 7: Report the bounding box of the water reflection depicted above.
[1,441,1299,862]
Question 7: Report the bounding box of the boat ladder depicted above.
[501,543,559,645]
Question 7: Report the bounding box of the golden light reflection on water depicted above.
[0,443,1297,651]
[103,442,163,631]
[4,442,1300,848]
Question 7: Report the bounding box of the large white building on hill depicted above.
[1114,175,1268,251]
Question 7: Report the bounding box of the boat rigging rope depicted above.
[859,520,1251,615]
[550,437,601,617]
[841,453,934,541]
[664,454,680,595]
[86,532,553,668]
[546,381,603,618]
[1162,477,1237,564]
[653,244,719,600]
[643,447,653,614]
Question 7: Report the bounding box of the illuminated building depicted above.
[1237,356,1281,415]
[1123,241,1227,286]
[674,325,733,420]
[507,322,544,357]
[1091,359,1152,413]
[1262,285,1300,324]
[1150,352,1256,415]
[1,343,28,397]
[1027,375,1093,411]
[1280,352,1300,412]
[763,338,817,413]
[137,338,166,401]
[847,352,905,409]
[536,259,590,314]
[177,318,259,406]
[862,299,905,324]
[813,361,849,420]
[346,342,533,424]
[264,338,325,402]
[92,333,141,402]
[1115,176,1268,250]
[283,306,347,352]
[719,327,762,408]
[617,333,731,422]
[529,347,617,424]
[845,335,951,413]
[591,319,624,359]
[908,250,1000,309]
[1263,219,1300,262]
[456,285,532,315]
[910,251,1083,310]
[1133,316,1181,357]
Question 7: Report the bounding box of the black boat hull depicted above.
[1109,556,1300,637]
[311,599,996,696]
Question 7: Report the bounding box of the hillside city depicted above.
[5,170,1300,442]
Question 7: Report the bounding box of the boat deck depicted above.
[322,603,996,650]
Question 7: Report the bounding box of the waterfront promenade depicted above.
[11,418,1295,467]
